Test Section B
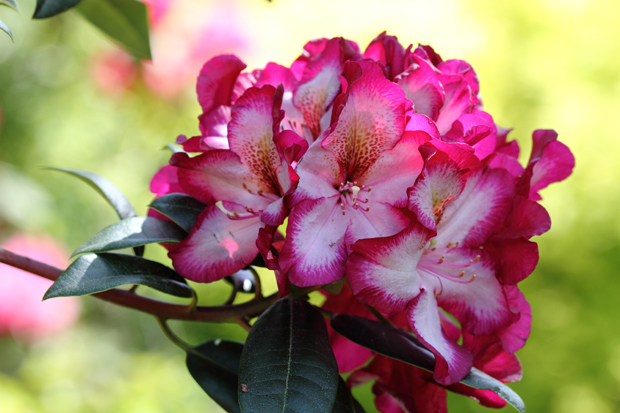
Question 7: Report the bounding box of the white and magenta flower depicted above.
[152,32,574,410]
[167,84,307,282]
[278,61,426,287]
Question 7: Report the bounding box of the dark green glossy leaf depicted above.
[330,314,525,413]
[0,19,12,41]
[47,167,137,220]
[149,193,207,233]
[0,0,18,11]
[75,0,151,60]
[33,0,82,18]
[44,252,193,299]
[186,340,243,413]
[332,377,365,413]
[224,269,256,294]
[238,297,340,412]
[72,216,186,257]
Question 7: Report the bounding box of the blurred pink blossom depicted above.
[0,234,81,342]
[91,1,251,98]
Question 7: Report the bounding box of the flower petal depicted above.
[279,197,350,287]
[397,55,445,120]
[293,38,348,140]
[363,32,407,81]
[436,167,515,247]
[434,249,517,335]
[169,203,260,282]
[362,131,427,208]
[228,85,282,195]
[347,224,433,314]
[435,80,473,135]
[322,61,408,181]
[408,289,473,385]
[197,54,247,112]
[409,150,466,231]
[171,151,270,208]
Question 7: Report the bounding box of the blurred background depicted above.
[0,0,617,411]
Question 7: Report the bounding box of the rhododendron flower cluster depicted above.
[151,32,574,412]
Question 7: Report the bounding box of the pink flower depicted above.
[278,60,426,287]
[344,140,558,385]
[0,234,80,342]
[168,85,307,282]
[90,2,252,98]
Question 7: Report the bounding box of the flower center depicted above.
[417,240,479,297]
[337,180,372,215]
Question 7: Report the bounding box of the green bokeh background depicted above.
[0,0,617,411]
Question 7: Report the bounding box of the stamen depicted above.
[216,201,233,216]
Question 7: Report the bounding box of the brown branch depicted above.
[0,248,278,322]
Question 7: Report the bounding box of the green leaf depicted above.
[33,0,82,18]
[72,216,186,257]
[47,167,137,220]
[332,377,365,413]
[238,296,340,412]
[186,340,243,413]
[149,193,207,233]
[47,167,145,256]
[75,0,151,60]
[330,314,525,413]
[0,19,12,41]
[0,0,18,11]
[44,252,193,299]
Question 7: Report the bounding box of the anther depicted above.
[469,274,476,282]
[447,242,453,248]
[438,256,445,264]
[342,210,346,215]
[473,255,480,263]
[216,201,233,216]
[457,271,465,278]
[435,290,442,297]
[365,207,370,211]
[455,241,459,247]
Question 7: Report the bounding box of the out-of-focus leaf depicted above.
[330,314,525,413]
[0,0,18,11]
[238,296,340,412]
[149,193,207,233]
[224,269,256,294]
[75,0,151,60]
[332,377,365,413]
[47,167,137,220]
[44,252,193,299]
[72,216,186,257]
[33,0,82,18]
[186,340,243,413]
[0,19,13,41]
